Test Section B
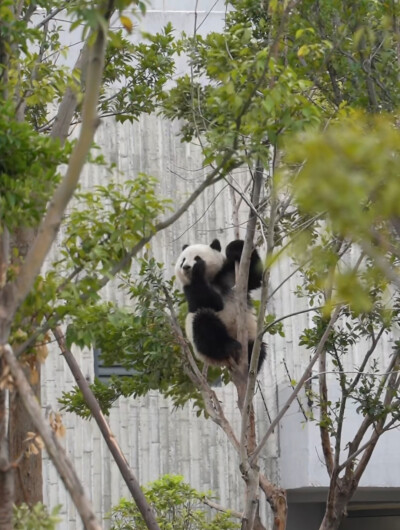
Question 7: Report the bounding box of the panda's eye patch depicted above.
[194,256,201,262]
[180,258,186,268]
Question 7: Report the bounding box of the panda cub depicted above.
[175,239,266,372]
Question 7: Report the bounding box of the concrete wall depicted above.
[42,111,281,528]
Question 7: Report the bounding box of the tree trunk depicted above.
[259,474,287,530]
[9,359,43,505]
[319,484,349,530]
[0,359,14,529]
[319,508,346,530]
[9,228,43,506]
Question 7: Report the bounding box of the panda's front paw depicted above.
[225,240,244,262]
[192,256,206,279]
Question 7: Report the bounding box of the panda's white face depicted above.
[175,243,225,286]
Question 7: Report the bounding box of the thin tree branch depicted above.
[35,2,71,29]
[250,305,342,465]
[52,327,161,530]
[263,306,323,335]
[338,417,398,474]
[0,344,101,530]
[163,287,240,451]
[202,497,242,519]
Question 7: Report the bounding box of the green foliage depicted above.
[161,0,400,169]
[61,175,167,273]
[59,258,209,417]
[0,101,68,230]
[264,314,285,337]
[101,23,179,122]
[13,503,62,530]
[108,475,239,530]
[10,176,168,359]
[163,12,321,165]
[284,0,400,111]
[288,113,400,240]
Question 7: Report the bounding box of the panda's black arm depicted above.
[216,240,263,291]
[183,259,224,312]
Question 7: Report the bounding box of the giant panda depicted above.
[175,239,266,372]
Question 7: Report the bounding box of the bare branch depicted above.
[35,2,71,29]
[338,417,398,474]
[0,344,101,530]
[250,305,342,465]
[52,327,161,530]
[202,497,242,519]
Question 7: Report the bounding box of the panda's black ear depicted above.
[210,239,221,251]
[182,244,189,251]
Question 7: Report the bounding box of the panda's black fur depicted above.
[175,239,266,372]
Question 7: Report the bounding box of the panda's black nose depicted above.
[183,264,191,271]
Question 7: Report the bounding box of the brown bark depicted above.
[319,480,349,530]
[9,360,43,505]
[259,474,287,530]
[318,349,334,476]
[9,228,43,506]
[0,359,13,529]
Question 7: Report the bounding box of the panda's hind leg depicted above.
[192,308,241,365]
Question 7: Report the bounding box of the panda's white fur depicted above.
[175,244,224,286]
[175,240,263,369]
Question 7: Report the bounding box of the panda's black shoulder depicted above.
[212,240,238,292]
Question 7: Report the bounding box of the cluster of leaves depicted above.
[100,23,179,122]
[0,101,69,231]
[283,0,400,111]
[13,503,61,530]
[108,474,239,530]
[59,258,208,417]
[61,175,167,273]
[163,4,321,167]
[288,113,400,243]
[9,176,168,363]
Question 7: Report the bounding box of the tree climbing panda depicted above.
[174,239,266,372]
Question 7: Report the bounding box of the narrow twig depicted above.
[35,1,71,29]
[250,305,342,465]
[202,497,242,519]
[282,358,308,421]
